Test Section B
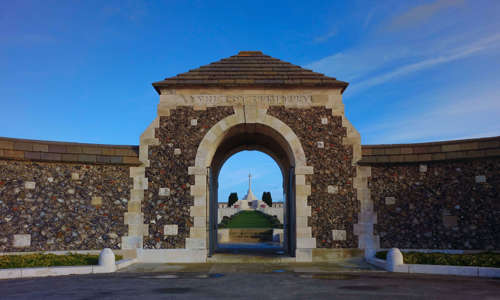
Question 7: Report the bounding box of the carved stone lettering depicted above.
[190,95,312,106]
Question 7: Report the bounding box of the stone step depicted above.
[207,253,295,263]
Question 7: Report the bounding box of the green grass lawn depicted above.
[0,253,123,269]
[222,211,273,228]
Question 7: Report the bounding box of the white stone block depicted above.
[121,236,143,249]
[479,267,500,278]
[133,176,148,190]
[24,181,35,189]
[327,185,338,194]
[419,164,427,172]
[317,141,324,148]
[321,117,328,125]
[218,228,230,243]
[296,237,316,249]
[71,173,79,180]
[164,224,178,236]
[124,212,143,225]
[385,197,396,205]
[295,249,312,262]
[13,234,30,248]
[186,238,206,249]
[137,249,207,263]
[0,268,22,279]
[332,230,346,241]
[174,148,181,155]
[91,196,102,206]
[47,177,54,183]
[159,187,170,196]
[475,175,486,183]
[191,119,198,126]
[408,264,478,277]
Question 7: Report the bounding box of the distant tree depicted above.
[228,192,238,207]
[262,191,272,207]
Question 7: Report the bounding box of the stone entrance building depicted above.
[0,51,498,263]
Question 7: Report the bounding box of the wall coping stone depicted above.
[2,135,498,166]
[359,136,500,164]
[0,136,140,166]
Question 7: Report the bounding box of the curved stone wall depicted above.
[0,137,139,252]
[360,136,500,250]
[1,135,498,252]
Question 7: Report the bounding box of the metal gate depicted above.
[286,167,296,257]
[207,167,217,257]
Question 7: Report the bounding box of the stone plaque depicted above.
[332,230,346,241]
[24,181,35,189]
[327,185,338,194]
[190,94,312,106]
[164,224,178,236]
[13,234,31,248]
[385,197,396,205]
[159,187,170,197]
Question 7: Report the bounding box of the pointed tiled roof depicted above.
[152,51,348,93]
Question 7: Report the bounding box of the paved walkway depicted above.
[1,263,499,299]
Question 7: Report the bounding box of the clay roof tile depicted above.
[152,51,348,93]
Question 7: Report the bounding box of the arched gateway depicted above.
[123,51,377,262]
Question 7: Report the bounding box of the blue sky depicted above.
[1,1,499,200]
[218,151,283,203]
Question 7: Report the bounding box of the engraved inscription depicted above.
[190,95,312,106]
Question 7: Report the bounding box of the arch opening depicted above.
[208,123,296,256]
[216,150,285,252]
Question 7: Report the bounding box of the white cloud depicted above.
[385,0,465,31]
[350,33,500,94]
[361,84,500,144]
[312,28,337,44]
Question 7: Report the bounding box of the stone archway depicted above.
[187,106,316,261]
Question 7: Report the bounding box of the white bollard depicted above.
[386,248,404,272]
[99,248,117,272]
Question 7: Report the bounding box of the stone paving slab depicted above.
[1,265,500,299]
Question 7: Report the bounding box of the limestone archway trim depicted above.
[326,95,379,253]
[187,106,315,261]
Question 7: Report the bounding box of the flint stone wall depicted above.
[268,107,358,248]
[0,160,131,252]
[144,106,234,249]
[361,137,500,250]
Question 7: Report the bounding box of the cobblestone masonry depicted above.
[370,158,500,250]
[0,160,130,252]
[268,107,358,248]
[144,106,234,249]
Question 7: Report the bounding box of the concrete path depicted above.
[1,263,499,299]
